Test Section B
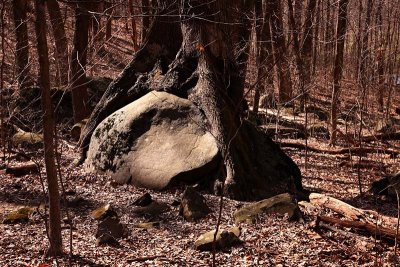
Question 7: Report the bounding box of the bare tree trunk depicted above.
[300,0,317,110]
[128,0,139,51]
[12,0,32,89]
[330,0,350,145]
[70,4,90,123]
[80,0,302,201]
[46,0,69,86]
[269,0,293,104]
[105,1,113,40]
[142,0,150,42]
[287,0,306,110]
[34,0,63,256]
[253,0,274,115]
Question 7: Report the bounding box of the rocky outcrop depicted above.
[85,91,220,190]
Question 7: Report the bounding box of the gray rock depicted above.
[233,193,301,224]
[194,226,242,251]
[85,91,219,190]
[179,187,211,221]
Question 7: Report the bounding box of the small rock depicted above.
[91,204,117,220]
[132,201,170,217]
[66,196,85,208]
[96,233,119,247]
[3,207,34,224]
[194,227,242,251]
[95,216,126,246]
[134,221,160,229]
[131,192,152,207]
[12,129,43,146]
[234,193,301,224]
[179,187,211,221]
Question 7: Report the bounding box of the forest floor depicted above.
[0,128,399,266]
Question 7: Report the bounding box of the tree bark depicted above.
[80,0,303,201]
[46,0,69,86]
[34,0,63,256]
[329,0,350,145]
[12,0,32,90]
[128,0,139,51]
[253,0,274,115]
[300,0,317,109]
[268,0,293,104]
[70,4,90,123]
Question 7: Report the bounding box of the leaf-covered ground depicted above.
[0,135,399,267]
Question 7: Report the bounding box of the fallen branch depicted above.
[316,215,400,242]
[5,161,40,176]
[310,193,398,228]
[279,140,399,156]
[310,193,365,220]
[362,131,400,142]
[126,255,166,263]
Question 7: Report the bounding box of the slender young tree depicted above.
[70,3,90,123]
[46,0,69,85]
[330,0,350,145]
[12,0,32,89]
[34,0,63,256]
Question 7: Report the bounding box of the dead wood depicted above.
[316,215,400,242]
[362,131,400,142]
[310,193,398,228]
[279,140,399,156]
[309,193,365,220]
[5,161,39,176]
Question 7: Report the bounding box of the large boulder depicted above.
[85,91,220,190]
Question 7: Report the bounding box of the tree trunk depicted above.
[79,0,303,201]
[300,0,317,110]
[253,0,274,115]
[329,0,350,145]
[268,0,293,104]
[141,0,150,43]
[287,0,306,111]
[12,0,32,90]
[128,0,139,51]
[70,4,90,123]
[34,0,63,256]
[105,1,113,40]
[46,0,69,86]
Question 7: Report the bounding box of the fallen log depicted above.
[279,140,399,157]
[310,193,398,228]
[362,131,400,142]
[316,215,400,242]
[5,161,39,176]
[309,193,365,220]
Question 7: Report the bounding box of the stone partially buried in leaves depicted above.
[234,193,301,224]
[84,91,219,190]
[179,187,211,221]
[91,204,117,220]
[96,216,126,246]
[132,201,170,217]
[3,207,34,224]
[194,227,242,251]
[131,192,152,207]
